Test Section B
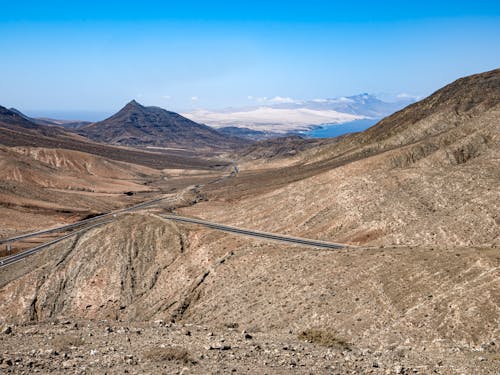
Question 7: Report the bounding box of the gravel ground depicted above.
[1,320,498,374]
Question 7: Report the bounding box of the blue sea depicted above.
[24,110,113,122]
[303,118,379,139]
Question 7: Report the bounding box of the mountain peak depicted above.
[0,105,43,129]
[123,99,144,110]
[347,93,377,101]
[79,101,248,150]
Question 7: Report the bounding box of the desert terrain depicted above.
[0,69,498,374]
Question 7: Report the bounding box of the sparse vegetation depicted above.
[52,334,84,351]
[298,329,351,350]
[142,347,196,364]
[0,70,498,374]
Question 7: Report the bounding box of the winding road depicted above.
[0,196,349,269]
[161,215,348,250]
[0,196,176,269]
[0,196,175,246]
[0,220,113,268]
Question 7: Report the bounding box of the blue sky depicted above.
[0,1,499,118]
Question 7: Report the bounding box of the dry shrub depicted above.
[143,347,195,364]
[52,334,84,351]
[298,329,351,350]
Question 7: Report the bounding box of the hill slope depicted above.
[0,105,228,170]
[79,100,248,150]
[190,68,500,247]
[0,70,498,373]
[308,68,500,166]
[7,108,92,128]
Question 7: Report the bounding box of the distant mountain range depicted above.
[264,93,416,117]
[0,105,234,169]
[6,93,416,142]
[183,94,416,133]
[78,100,248,150]
[8,108,91,129]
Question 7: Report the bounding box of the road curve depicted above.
[0,203,348,269]
[0,196,175,245]
[161,215,349,250]
[0,220,113,269]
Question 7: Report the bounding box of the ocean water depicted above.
[24,110,113,122]
[303,118,379,139]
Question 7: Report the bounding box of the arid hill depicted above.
[7,108,91,128]
[191,69,499,248]
[0,106,60,134]
[79,100,249,150]
[0,70,498,374]
[0,105,230,170]
[0,145,165,238]
[302,68,500,168]
[239,135,337,161]
[0,106,235,238]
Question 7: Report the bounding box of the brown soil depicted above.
[2,319,497,374]
[0,69,499,374]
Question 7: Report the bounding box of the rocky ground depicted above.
[0,214,498,374]
[1,70,498,374]
[1,319,498,374]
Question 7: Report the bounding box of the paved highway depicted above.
[0,196,175,245]
[0,197,348,270]
[162,215,348,250]
[0,220,113,268]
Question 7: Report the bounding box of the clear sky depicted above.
[0,0,499,118]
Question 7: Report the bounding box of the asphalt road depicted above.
[0,196,175,245]
[161,215,348,250]
[0,198,347,270]
[0,220,113,268]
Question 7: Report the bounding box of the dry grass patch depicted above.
[298,329,351,350]
[52,334,84,351]
[143,347,196,364]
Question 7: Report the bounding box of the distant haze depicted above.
[19,93,413,127]
[183,93,414,132]
[23,110,114,122]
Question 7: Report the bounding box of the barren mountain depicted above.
[192,69,499,248]
[0,70,498,374]
[0,145,165,239]
[0,106,59,133]
[7,108,91,128]
[274,93,416,117]
[7,108,56,126]
[0,105,230,170]
[79,100,248,150]
[0,106,235,239]
[236,135,340,169]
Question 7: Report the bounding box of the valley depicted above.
[0,69,498,374]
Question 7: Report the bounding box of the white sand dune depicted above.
[183,107,366,132]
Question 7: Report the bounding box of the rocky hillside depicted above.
[79,100,248,150]
[361,69,499,144]
[0,146,159,193]
[0,105,228,170]
[237,135,338,166]
[192,69,499,248]
[8,108,91,128]
[305,68,500,167]
[0,213,497,373]
[0,145,165,239]
[0,106,62,136]
[0,70,498,374]
[0,215,189,322]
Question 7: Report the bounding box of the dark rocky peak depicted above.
[123,99,143,110]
